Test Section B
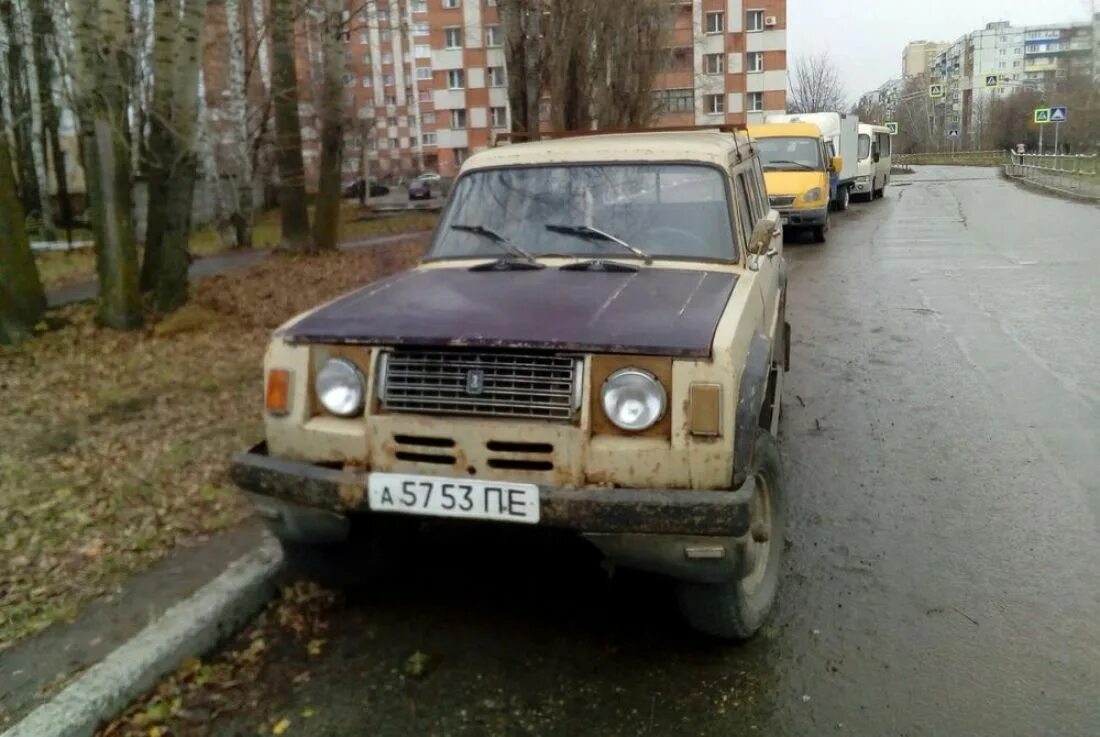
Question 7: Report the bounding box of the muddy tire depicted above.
[676,431,785,640]
[812,222,827,243]
[835,185,850,212]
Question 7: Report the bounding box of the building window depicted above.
[653,88,694,114]
[422,111,436,124]
[416,66,432,80]
[443,0,460,7]
[447,69,465,89]
[362,76,371,87]
[380,29,392,42]
[454,147,469,165]
[703,53,724,75]
[385,94,398,105]
[383,51,394,64]
[450,109,467,128]
[490,106,507,128]
[748,91,763,112]
[747,51,763,72]
[747,10,764,32]
[423,132,437,145]
[362,53,372,65]
[359,33,369,44]
[419,89,432,102]
[386,116,397,126]
[342,73,354,86]
[413,21,429,36]
[705,94,724,114]
[705,11,723,34]
[488,65,506,87]
[444,27,463,48]
[414,44,431,59]
[486,25,503,47]
[413,0,427,12]
[384,73,395,86]
[390,137,399,149]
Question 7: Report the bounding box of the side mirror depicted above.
[872,152,881,163]
[831,156,844,174]
[748,218,778,256]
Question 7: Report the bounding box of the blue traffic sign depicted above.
[1050,106,1068,123]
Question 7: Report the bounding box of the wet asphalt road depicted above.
[213,167,1100,736]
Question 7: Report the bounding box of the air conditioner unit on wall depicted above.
[764,16,778,27]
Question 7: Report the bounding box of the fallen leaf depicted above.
[405,651,431,679]
[307,639,325,657]
[301,708,315,719]
[272,717,291,735]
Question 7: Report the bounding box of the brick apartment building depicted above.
[206,0,788,185]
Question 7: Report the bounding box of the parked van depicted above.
[748,122,840,243]
[855,124,892,200]
[766,112,858,211]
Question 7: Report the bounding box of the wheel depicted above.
[676,431,786,640]
[836,185,850,211]
[812,216,828,243]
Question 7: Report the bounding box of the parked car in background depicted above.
[766,112,858,212]
[749,122,839,243]
[407,176,433,201]
[854,124,892,200]
[344,178,390,201]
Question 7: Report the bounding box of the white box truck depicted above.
[765,112,859,211]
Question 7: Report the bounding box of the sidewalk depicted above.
[46,230,433,308]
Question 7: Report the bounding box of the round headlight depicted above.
[803,187,823,203]
[601,368,667,432]
[316,358,365,417]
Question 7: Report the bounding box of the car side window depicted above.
[734,176,754,248]
[740,171,764,222]
[880,133,892,157]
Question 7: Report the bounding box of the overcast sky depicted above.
[788,0,1095,103]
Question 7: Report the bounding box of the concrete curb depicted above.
[1,538,284,737]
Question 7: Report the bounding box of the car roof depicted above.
[461,130,755,172]
[748,122,824,139]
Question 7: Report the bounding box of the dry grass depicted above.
[0,239,427,648]
[32,205,438,291]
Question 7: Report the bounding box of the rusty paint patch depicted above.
[338,482,365,509]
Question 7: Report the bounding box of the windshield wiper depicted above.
[545,224,653,265]
[763,160,816,171]
[558,259,638,273]
[451,223,542,267]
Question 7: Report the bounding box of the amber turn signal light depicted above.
[265,369,291,415]
[689,383,722,437]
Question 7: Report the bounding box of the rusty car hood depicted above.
[284,265,738,357]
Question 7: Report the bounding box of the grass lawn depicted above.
[32,204,438,291]
[0,238,427,649]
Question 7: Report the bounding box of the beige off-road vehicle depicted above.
[232,126,791,639]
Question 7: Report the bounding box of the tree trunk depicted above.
[154,0,207,313]
[0,134,45,344]
[499,0,531,138]
[13,0,55,238]
[225,0,253,248]
[271,0,311,251]
[249,0,271,92]
[2,4,40,214]
[312,0,343,251]
[72,0,142,329]
[140,0,179,293]
[28,0,72,227]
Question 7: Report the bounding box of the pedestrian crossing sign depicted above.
[1050,106,1068,123]
[929,84,945,98]
[885,122,899,135]
[1034,108,1051,124]
[985,75,999,88]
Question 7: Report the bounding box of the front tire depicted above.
[836,185,850,211]
[812,217,828,243]
[676,431,786,640]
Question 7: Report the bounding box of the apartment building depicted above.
[929,20,1093,146]
[902,40,948,78]
[206,0,788,185]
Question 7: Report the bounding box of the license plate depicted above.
[368,473,540,524]
[780,213,789,223]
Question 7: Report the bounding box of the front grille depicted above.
[769,195,796,209]
[380,349,580,421]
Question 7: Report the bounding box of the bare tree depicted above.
[72,0,143,329]
[788,51,847,114]
[589,0,671,129]
[499,0,542,139]
[225,0,255,247]
[27,0,72,227]
[0,134,45,344]
[312,0,344,251]
[13,0,55,238]
[271,0,311,251]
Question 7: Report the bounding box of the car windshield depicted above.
[427,164,738,262]
[757,137,824,171]
[859,134,871,161]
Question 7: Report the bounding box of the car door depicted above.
[734,163,781,340]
